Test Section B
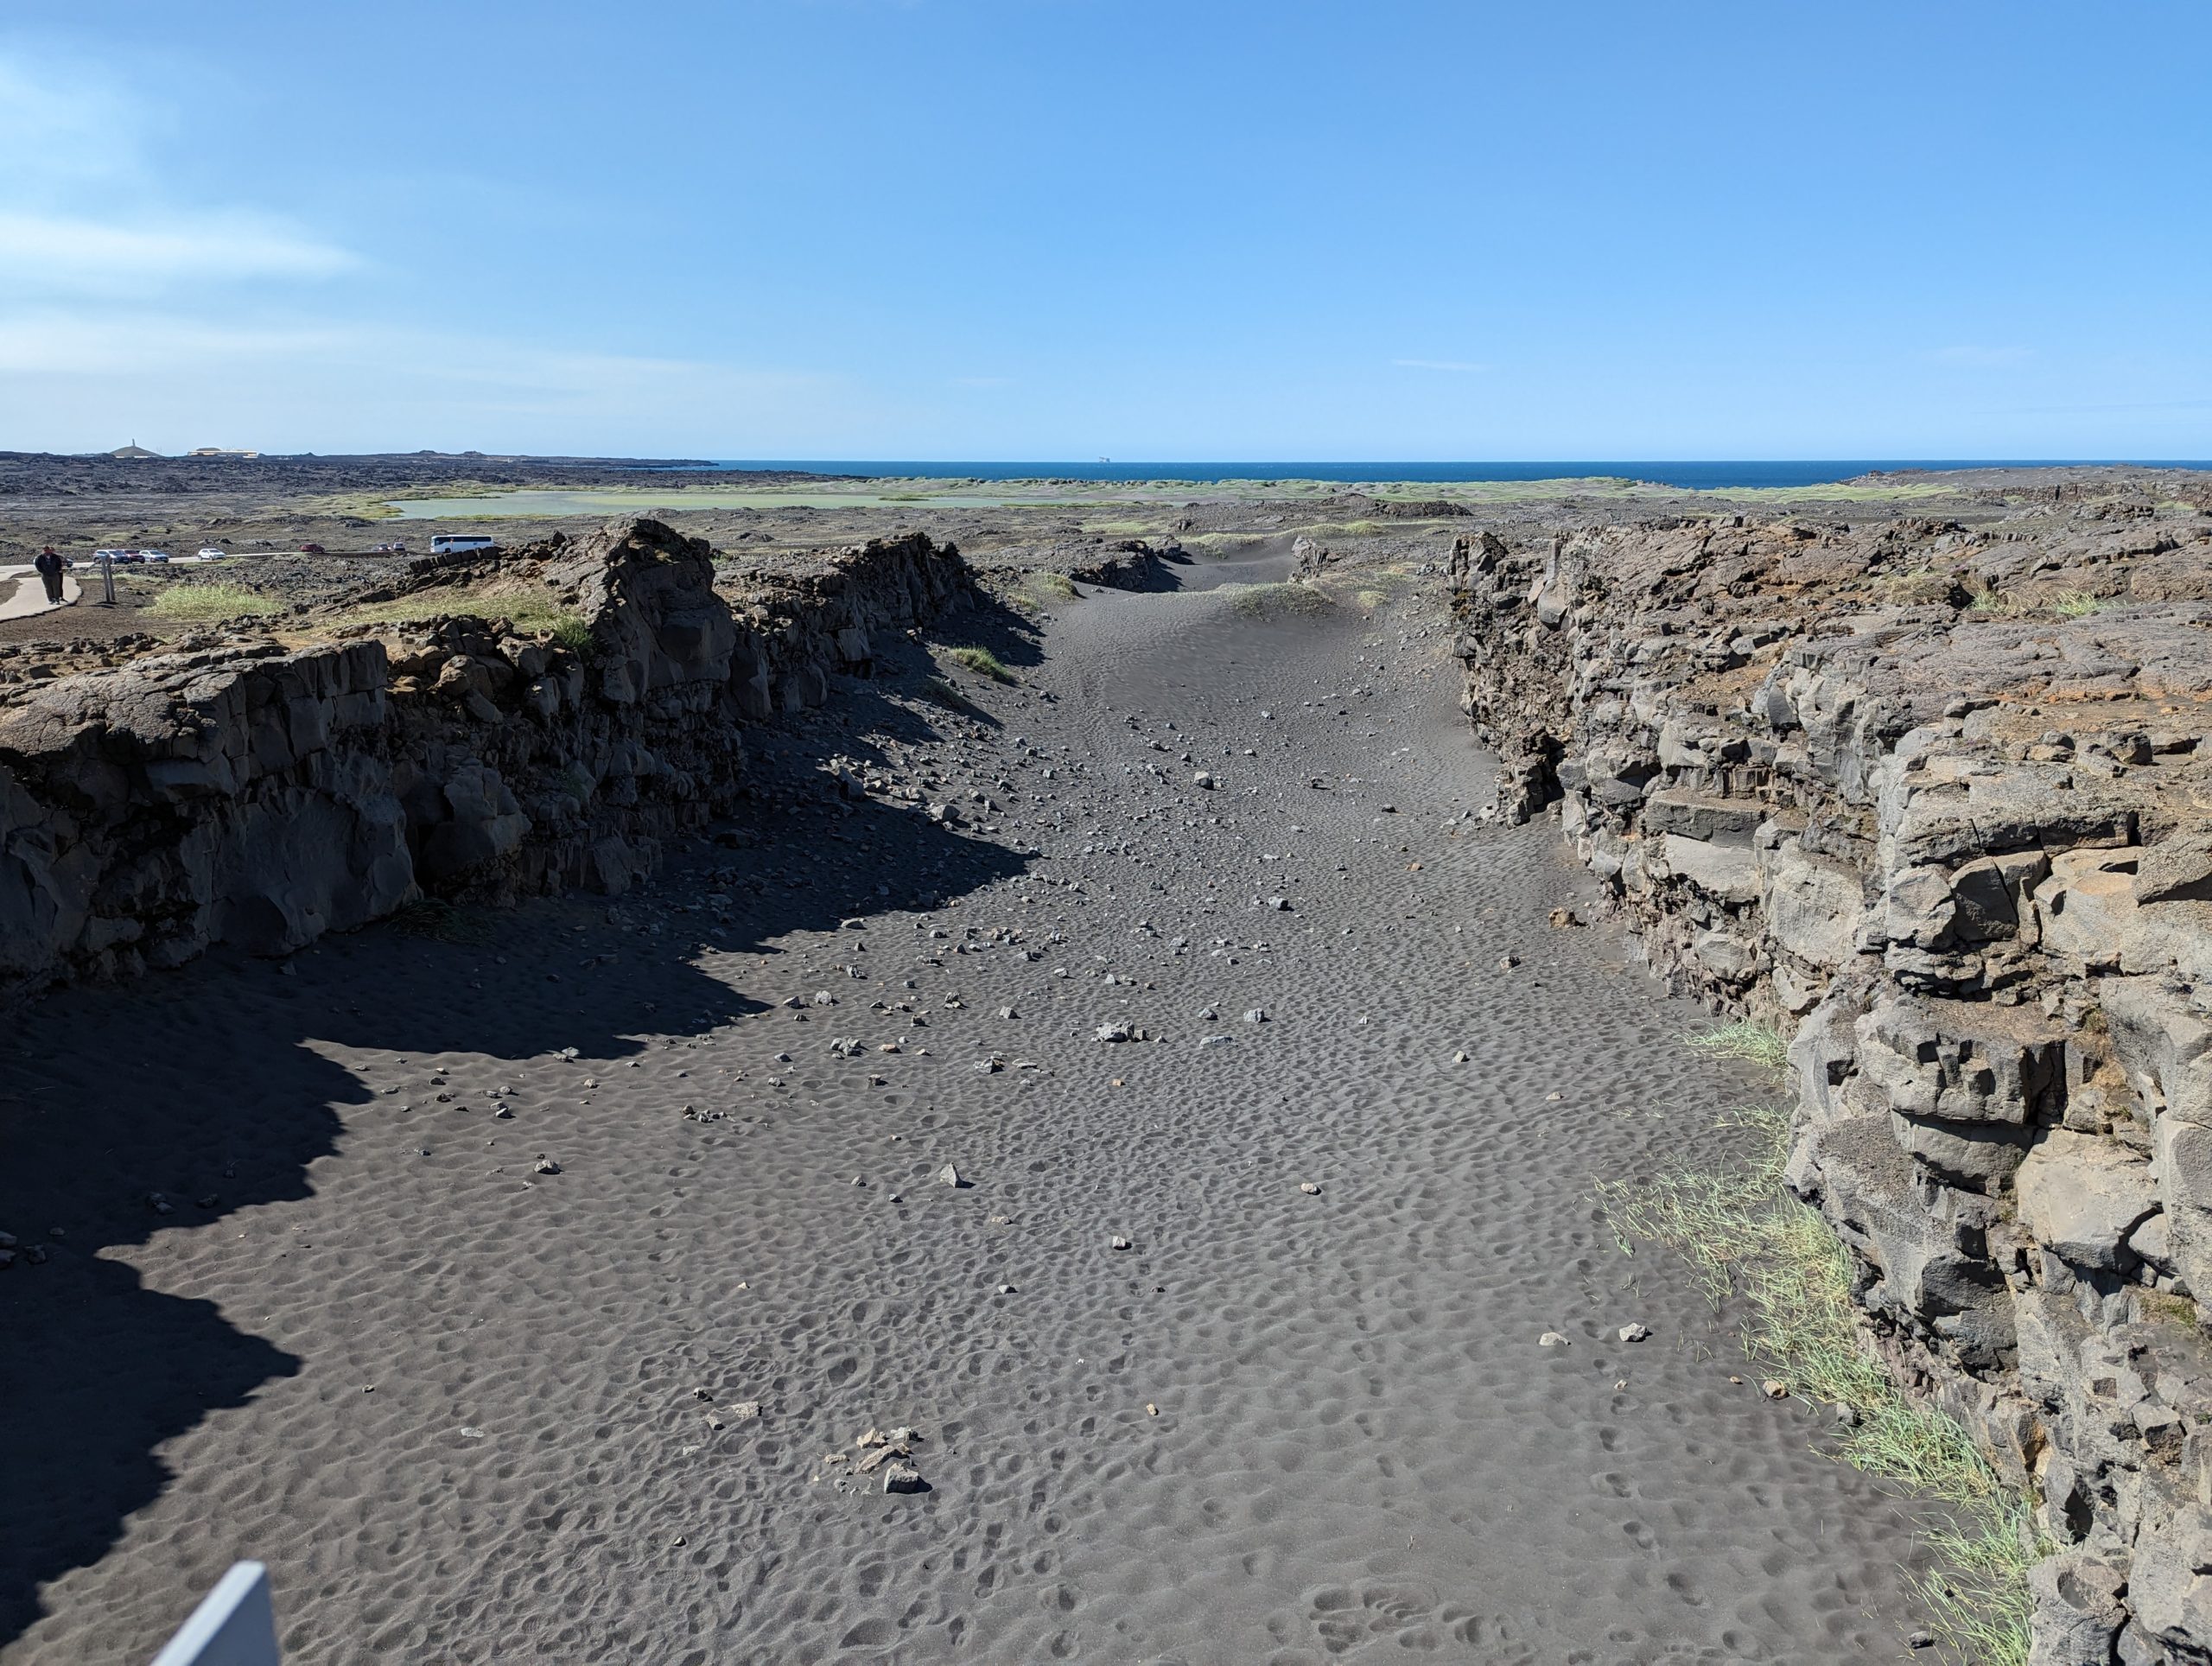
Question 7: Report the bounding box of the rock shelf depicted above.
[1453,498,2212,1663]
[0,519,976,998]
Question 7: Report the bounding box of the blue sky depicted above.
[2,0,2206,460]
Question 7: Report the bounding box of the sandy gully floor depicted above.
[1,570,1948,1663]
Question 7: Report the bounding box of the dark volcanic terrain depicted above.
[3,544,1945,1664]
[4,458,2212,1663]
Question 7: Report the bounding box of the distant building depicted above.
[111,442,159,459]
[188,447,260,458]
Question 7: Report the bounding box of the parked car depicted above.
[300,543,327,556]
[195,547,226,561]
[93,547,132,563]
[367,541,410,554]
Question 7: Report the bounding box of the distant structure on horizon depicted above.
[105,442,263,459]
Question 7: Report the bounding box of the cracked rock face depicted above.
[0,518,977,999]
[1452,497,2212,1662]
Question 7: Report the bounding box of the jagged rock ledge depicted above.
[1451,502,2212,1665]
[0,518,976,1000]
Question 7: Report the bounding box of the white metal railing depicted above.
[150,1562,281,1666]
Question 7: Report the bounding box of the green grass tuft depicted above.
[1686,1020,1790,1073]
[1970,585,2109,620]
[948,645,1015,684]
[1028,570,1079,604]
[143,582,275,623]
[2049,589,2107,619]
[333,583,585,640]
[1600,1096,2044,1665]
[1224,581,1336,619]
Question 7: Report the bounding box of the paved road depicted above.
[0,563,82,621]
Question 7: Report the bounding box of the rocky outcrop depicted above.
[0,519,976,998]
[1452,504,2212,1663]
[965,537,1187,593]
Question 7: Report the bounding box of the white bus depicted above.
[429,534,498,555]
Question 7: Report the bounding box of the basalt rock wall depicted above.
[0,518,975,1000]
[1452,506,2212,1665]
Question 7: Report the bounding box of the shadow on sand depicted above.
[0,625,1033,1649]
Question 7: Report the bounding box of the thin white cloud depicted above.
[0,310,351,374]
[0,48,359,302]
[0,308,817,396]
[0,306,849,450]
[0,45,853,455]
[0,211,357,292]
[1393,358,1489,373]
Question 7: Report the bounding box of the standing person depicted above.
[33,547,66,605]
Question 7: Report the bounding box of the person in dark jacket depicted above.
[33,548,66,604]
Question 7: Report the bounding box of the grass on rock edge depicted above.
[1597,1023,2046,1666]
[1028,571,1079,604]
[334,586,590,647]
[948,645,1015,684]
[145,580,592,651]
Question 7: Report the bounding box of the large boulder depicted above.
[2014,1130,2161,1273]
[1855,996,2064,1127]
[1765,838,1866,970]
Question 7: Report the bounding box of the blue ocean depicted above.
[684,460,2209,490]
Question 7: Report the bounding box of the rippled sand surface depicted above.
[2,573,1937,1663]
